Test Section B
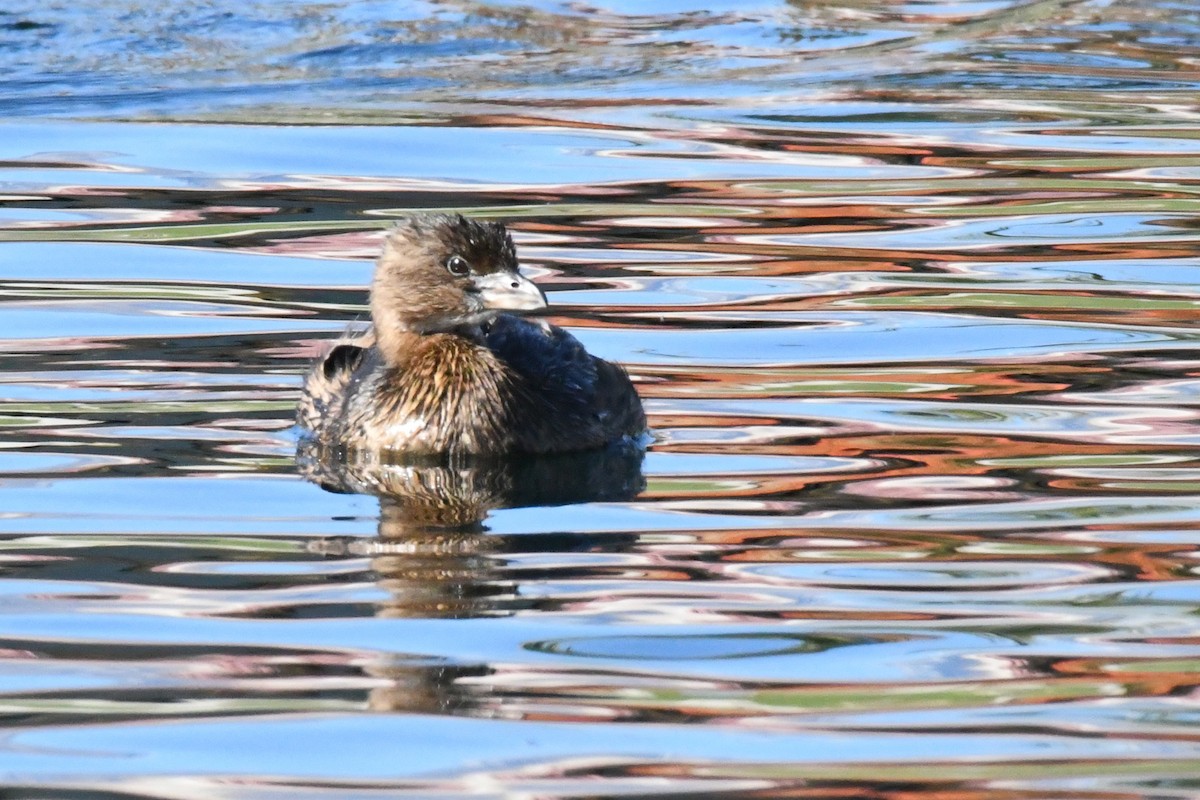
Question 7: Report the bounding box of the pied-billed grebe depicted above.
[297,214,646,456]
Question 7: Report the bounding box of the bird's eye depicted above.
[445,255,470,276]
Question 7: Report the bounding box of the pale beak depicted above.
[471,270,548,312]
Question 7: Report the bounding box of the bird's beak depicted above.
[472,271,548,312]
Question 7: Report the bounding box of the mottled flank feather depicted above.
[295,330,371,434]
[297,214,646,456]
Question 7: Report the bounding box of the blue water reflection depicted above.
[1,0,1200,797]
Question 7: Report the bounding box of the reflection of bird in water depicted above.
[299,439,645,619]
[298,440,645,714]
[297,213,646,456]
[299,438,646,529]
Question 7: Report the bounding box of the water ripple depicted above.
[2,0,1200,795]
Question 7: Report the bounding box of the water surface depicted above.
[1,1,1200,797]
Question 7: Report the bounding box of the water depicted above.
[2,0,1200,796]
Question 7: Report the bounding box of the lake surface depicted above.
[2,0,1200,796]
